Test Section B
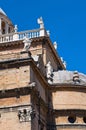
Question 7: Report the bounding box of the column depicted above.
[5,22,9,34]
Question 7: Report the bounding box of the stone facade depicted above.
[0,8,86,130]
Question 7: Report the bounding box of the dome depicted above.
[53,70,86,85]
[0,8,6,16]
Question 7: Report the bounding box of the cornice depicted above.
[32,36,65,70]
[0,40,23,47]
[46,37,65,70]
[0,86,33,99]
[53,109,86,115]
[49,83,86,91]
[0,36,65,70]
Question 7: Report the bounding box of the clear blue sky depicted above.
[0,0,86,74]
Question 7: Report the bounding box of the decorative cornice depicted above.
[0,104,32,112]
[0,84,35,99]
[53,109,86,114]
[50,83,86,91]
[0,40,23,47]
[47,124,86,128]
[0,36,65,70]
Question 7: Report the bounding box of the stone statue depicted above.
[37,17,44,28]
[60,57,64,62]
[23,37,32,52]
[14,25,18,33]
[73,71,80,83]
[63,61,67,68]
[46,61,53,79]
[13,25,19,40]
[47,30,50,36]
[53,41,57,50]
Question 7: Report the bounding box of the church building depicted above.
[0,8,86,130]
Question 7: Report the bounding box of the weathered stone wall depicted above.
[0,108,31,130]
[55,116,86,124]
[0,65,30,90]
[51,86,86,130]
[52,88,86,110]
[0,93,32,130]
[30,41,42,56]
[43,43,58,71]
[0,42,23,54]
[30,67,46,103]
[1,112,31,130]
[0,95,31,107]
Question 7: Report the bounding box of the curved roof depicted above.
[53,70,86,85]
[0,8,6,16]
[0,8,13,26]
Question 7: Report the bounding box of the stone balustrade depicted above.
[0,28,48,43]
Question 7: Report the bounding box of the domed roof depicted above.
[0,8,6,16]
[0,8,13,29]
[53,70,86,85]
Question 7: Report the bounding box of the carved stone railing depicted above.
[0,28,48,43]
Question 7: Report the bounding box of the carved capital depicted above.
[18,106,35,122]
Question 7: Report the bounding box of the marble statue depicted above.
[46,61,53,79]
[37,17,44,28]
[47,30,50,36]
[63,61,67,68]
[53,41,57,50]
[14,25,18,33]
[23,37,32,52]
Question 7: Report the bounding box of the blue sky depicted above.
[0,0,86,74]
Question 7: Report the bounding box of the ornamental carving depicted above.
[18,107,35,122]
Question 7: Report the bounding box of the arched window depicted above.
[1,21,5,34]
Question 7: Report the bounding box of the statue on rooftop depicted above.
[14,25,18,33]
[37,17,44,29]
[53,41,57,50]
[73,71,80,83]
[63,61,67,69]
